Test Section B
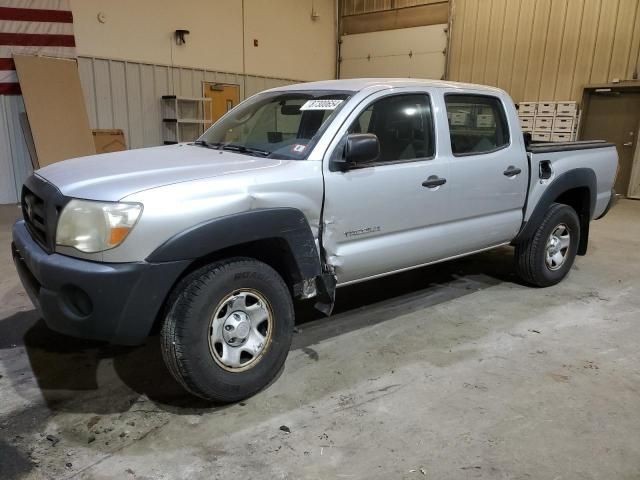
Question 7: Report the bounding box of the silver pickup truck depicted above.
[12,79,618,402]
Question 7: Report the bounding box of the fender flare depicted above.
[513,168,596,249]
[146,207,336,313]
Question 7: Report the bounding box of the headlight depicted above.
[56,199,142,253]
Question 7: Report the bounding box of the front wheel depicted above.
[515,203,580,287]
[161,257,294,402]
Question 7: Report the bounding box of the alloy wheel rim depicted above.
[208,289,273,372]
[545,223,571,271]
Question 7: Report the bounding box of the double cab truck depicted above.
[12,79,618,402]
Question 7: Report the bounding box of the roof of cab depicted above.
[267,78,506,95]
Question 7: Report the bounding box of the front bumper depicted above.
[12,220,188,345]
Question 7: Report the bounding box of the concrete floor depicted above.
[1,200,639,480]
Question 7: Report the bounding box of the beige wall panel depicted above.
[509,0,536,101]
[495,0,521,93]
[470,0,492,84]
[14,55,96,167]
[70,0,335,82]
[570,0,602,101]
[449,0,640,103]
[608,0,640,81]
[627,6,640,78]
[590,0,621,84]
[70,0,243,73]
[523,0,552,101]
[447,0,465,80]
[457,0,478,81]
[483,0,507,87]
[243,0,336,80]
[553,0,585,100]
[538,0,568,100]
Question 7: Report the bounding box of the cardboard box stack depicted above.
[517,101,579,143]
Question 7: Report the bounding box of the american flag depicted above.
[0,0,76,95]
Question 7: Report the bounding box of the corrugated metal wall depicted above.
[448,0,640,103]
[77,56,298,150]
[341,0,445,15]
[0,57,298,203]
[0,96,33,204]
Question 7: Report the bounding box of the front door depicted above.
[203,83,241,126]
[581,90,640,195]
[322,90,451,285]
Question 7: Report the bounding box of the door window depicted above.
[445,94,509,155]
[348,94,435,163]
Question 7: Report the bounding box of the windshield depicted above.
[196,91,351,160]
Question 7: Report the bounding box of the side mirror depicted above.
[334,133,380,170]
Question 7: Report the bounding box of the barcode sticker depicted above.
[300,99,344,111]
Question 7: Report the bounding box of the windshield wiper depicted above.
[192,140,222,149]
[221,144,271,157]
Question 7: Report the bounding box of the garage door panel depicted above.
[339,24,447,79]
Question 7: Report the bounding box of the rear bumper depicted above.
[595,189,618,220]
[12,220,188,345]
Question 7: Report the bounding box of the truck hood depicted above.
[36,144,289,201]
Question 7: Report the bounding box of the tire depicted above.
[515,203,580,287]
[161,257,294,402]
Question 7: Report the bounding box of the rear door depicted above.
[321,89,452,285]
[443,93,528,251]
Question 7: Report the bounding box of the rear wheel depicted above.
[515,203,580,287]
[161,257,294,402]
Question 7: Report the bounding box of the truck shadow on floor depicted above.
[5,246,519,414]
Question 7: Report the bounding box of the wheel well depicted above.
[554,186,591,255]
[149,238,305,336]
[178,237,302,295]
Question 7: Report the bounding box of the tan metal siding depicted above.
[483,0,507,87]
[553,0,585,100]
[448,0,640,103]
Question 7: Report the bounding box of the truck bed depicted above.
[524,140,618,224]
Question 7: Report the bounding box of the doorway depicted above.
[580,87,640,196]
[203,83,241,126]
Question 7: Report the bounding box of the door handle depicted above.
[503,166,522,177]
[422,176,446,188]
[623,142,633,147]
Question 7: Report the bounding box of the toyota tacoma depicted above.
[12,79,618,402]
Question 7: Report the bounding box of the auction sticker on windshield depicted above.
[300,99,344,111]
[290,144,307,154]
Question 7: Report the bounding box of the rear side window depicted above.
[445,94,509,155]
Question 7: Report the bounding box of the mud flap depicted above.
[314,273,337,316]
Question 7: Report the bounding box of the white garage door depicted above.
[339,24,448,80]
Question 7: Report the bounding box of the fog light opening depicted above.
[60,285,93,318]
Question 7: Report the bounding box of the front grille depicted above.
[21,175,69,253]
[23,188,47,247]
